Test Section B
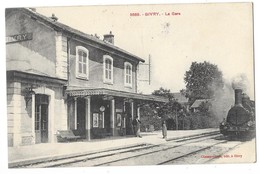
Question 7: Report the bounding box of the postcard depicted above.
[5,2,255,169]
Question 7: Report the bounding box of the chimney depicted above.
[94,33,100,39]
[29,8,36,12]
[234,89,242,106]
[50,13,58,22]
[103,31,114,44]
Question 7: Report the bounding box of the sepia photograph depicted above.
[2,0,258,173]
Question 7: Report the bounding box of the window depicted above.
[103,55,113,84]
[35,105,40,131]
[76,46,89,79]
[124,62,133,87]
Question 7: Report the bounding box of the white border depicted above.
[1,1,259,174]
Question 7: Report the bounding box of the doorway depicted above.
[125,102,133,135]
[104,100,111,133]
[35,94,49,143]
[77,98,86,137]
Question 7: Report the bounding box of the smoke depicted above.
[209,74,250,122]
[231,74,249,91]
[209,79,234,122]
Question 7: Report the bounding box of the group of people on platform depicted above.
[131,116,167,140]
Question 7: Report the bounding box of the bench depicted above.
[101,132,112,137]
[92,128,113,138]
[56,130,81,142]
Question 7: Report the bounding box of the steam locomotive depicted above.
[219,89,255,138]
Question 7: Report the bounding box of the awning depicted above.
[190,99,211,108]
[65,88,168,103]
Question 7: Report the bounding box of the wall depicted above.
[115,98,125,136]
[66,96,140,138]
[7,75,67,146]
[68,39,138,93]
[5,9,67,80]
[52,86,67,135]
[7,81,22,146]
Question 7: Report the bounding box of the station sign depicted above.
[6,33,33,44]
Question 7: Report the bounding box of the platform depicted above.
[8,128,218,167]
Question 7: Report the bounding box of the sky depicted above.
[36,3,254,99]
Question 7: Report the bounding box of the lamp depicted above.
[99,106,105,112]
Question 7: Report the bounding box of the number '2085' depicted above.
[130,13,140,16]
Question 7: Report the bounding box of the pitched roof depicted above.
[7,8,145,63]
[172,93,189,104]
[190,99,211,108]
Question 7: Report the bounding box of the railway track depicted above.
[170,130,220,142]
[13,143,158,168]
[12,131,222,168]
[92,133,223,166]
[157,140,229,165]
[91,135,225,166]
[159,139,246,165]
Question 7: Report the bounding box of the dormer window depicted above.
[103,55,113,84]
[76,46,89,79]
[124,62,132,87]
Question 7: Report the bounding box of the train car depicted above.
[219,89,255,138]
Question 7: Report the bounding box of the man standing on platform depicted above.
[162,120,167,139]
[132,116,142,138]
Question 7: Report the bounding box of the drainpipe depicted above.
[66,35,72,130]
[135,62,138,93]
[67,36,71,87]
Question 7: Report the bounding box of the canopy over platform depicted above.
[65,88,168,103]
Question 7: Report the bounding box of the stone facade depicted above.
[6,8,167,146]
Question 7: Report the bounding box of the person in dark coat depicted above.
[162,120,167,139]
[132,116,142,138]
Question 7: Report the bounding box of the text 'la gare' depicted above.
[130,12,181,17]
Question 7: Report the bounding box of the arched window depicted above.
[76,46,89,79]
[124,62,132,87]
[103,55,113,84]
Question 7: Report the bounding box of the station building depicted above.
[6,8,167,147]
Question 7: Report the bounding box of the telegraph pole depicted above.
[148,54,151,85]
[175,109,178,130]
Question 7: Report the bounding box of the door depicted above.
[77,98,86,136]
[35,94,49,144]
[40,104,48,143]
[125,102,133,135]
[104,101,111,133]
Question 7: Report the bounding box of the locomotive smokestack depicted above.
[234,89,242,106]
